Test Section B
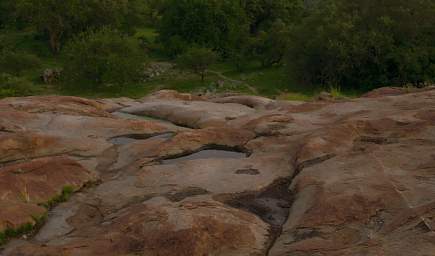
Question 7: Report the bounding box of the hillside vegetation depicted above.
[0,0,434,99]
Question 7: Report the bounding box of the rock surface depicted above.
[0,88,434,255]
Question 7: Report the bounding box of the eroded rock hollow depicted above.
[0,88,435,255]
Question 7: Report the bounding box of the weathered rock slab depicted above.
[1,87,435,255]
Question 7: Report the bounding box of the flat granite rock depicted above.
[0,87,434,255]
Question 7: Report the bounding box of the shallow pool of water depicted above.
[161,149,246,165]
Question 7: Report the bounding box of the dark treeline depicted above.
[0,0,434,94]
[158,0,435,90]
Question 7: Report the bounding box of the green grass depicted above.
[0,185,78,244]
[134,27,158,43]
[0,214,47,246]
[40,186,75,209]
[277,92,313,101]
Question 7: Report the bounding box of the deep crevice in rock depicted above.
[295,153,336,173]
[357,135,399,145]
[108,132,175,145]
[165,187,210,202]
[115,111,196,130]
[213,178,293,255]
[156,144,251,165]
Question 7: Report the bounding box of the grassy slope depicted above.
[0,27,359,100]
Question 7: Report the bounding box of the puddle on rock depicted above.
[161,150,247,165]
[109,133,174,145]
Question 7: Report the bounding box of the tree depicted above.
[142,0,169,26]
[253,19,290,67]
[241,0,304,34]
[0,0,15,28]
[159,0,249,57]
[287,0,435,90]
[62,28,145,89]
[177,47,218,82]
[14,0,139,53]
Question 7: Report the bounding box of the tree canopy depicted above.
[158,0,249,57]
[1,0,434,95]
[62,28,144,88]
[14,0,141,53]
[287,0,435,89]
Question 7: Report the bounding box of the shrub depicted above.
[62,28,145,90]
[0,51,41,75]
[0,73,35,98]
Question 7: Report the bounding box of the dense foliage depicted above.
[159,0,249,57]
[14,0,145,53]
[288,0,435,89]
[241,0,304,33]
[0,73,35,97]
[0,0,434,96]
[0,51,41,75]
[62,28,144,89]
[177,47,218,82]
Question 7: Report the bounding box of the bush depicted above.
[253,19,290,67]
[62,28,145,90]
[0,51,41,75]
[0,73,35,98]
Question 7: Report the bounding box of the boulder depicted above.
[41,68,62,84]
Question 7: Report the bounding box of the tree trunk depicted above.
[48,23,63,54]
[49,34,61,54]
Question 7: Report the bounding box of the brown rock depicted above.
[1,89,435,256]
[0,157,95,233]
[6,197,271,256]
[0,96,112,117]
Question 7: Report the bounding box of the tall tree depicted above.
[159,0,249,57]
[0,0,15,28]
[287,0,435,89]
[14,0,140,53]
[253,19,291,67]
[63,27,144,88]
[241,0,304,34]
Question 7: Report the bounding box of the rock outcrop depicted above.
[0,88,434,255]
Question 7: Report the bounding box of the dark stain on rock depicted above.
[165,187,210,202]
[358,136,399,145]
[214,178,292,228]
[235,168,260,175]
